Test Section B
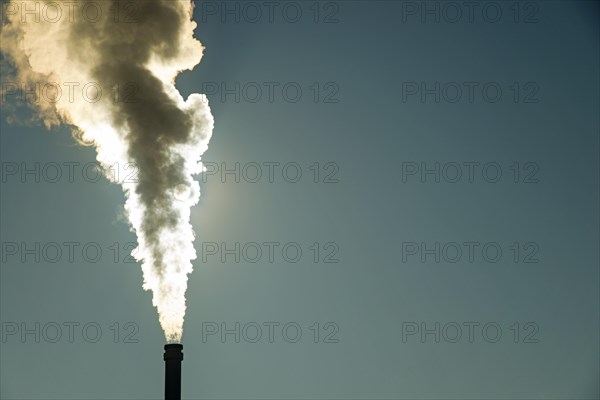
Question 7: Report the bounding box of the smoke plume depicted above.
[1,0,214,343]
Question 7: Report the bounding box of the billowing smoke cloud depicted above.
[1,0,214,343]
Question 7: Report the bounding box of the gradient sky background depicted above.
[1,1,599,399]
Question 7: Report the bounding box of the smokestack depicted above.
[164,344,184,400]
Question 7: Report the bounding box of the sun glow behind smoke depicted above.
[0,0,214,343]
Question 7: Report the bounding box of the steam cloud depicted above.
[1,0,214,343]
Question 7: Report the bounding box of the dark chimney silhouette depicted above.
[164,344,183,400]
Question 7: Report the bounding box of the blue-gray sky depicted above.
[1,1,598,399]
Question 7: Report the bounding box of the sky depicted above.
[0,0,599,399]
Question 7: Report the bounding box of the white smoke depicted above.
[0,0,214,343]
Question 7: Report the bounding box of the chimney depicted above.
[164,344,183,400]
